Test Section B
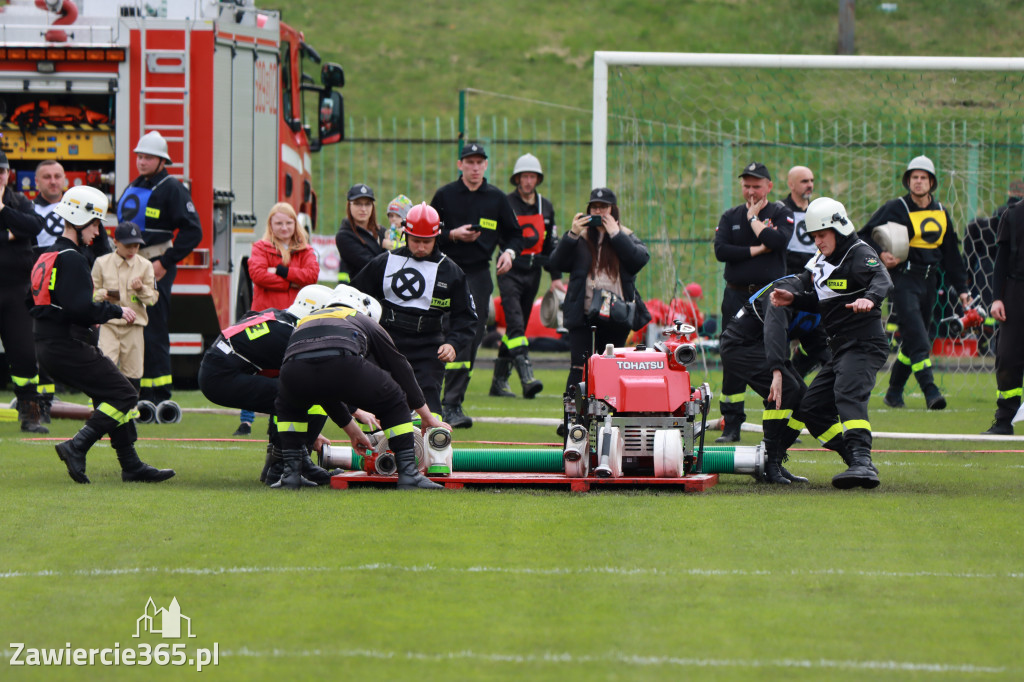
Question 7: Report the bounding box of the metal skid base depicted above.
[329,471,719,492]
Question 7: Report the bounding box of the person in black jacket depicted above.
[550,187,650,400]
[492,153,565,399]
[771,197,893,489]
[115,131,203,406]
[713,162,795,442]
[719,276,838,484]
[431,142,523,428]
[335,183,392,281]
[1,151,49,433]
[982,200,1024,435]
[272,287,447,490]
[198,284,339,485]
[860,155,971,410]
[352,202,477,416]
[31,186,174,485]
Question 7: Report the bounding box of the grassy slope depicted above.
[282,0,1024,123]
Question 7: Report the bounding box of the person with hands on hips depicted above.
[770,197,893,490]
[713,162,795,443]
[551,187,650,406]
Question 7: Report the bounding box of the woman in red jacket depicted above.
[248,202,320,311]
[236,203,320,436]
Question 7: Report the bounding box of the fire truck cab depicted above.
[0,0,343,380]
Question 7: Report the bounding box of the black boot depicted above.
[489,358,516,398]
[780,458,809,483]
[512,355,543,399]
[55,424,103,484]
[260,443,281,484]
[271,448,317,489]
[884,361,912,407]
[117,444,176,482]
[19,397,49,434]
[442,404,473,429]
[762,442,791,485]
[922,382,947,410]
[300,447,336,485]
[832,448,880,490]
[396,448,444,490]
[38,394,53,424]
[715,418,742,443]
[982,420,1013,435]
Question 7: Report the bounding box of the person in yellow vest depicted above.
[860,155,971,410]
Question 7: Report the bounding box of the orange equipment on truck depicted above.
[0,0,344,380]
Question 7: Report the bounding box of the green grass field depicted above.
[2,358,1022,680]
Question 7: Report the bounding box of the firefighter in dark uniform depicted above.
[982,200,1024,435]
[272,287,447,490]
[0,150,48,433]
[30,186,174,484]
[431,141,523,428]
[719,275,838,484]
[772,197,893,489]
[860,155,971,410]
[713,161,794,442]
[197,284,338,484]
[116,131,203,407]
[352,203,477,416]
[490,153,564,399]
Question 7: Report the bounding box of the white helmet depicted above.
[285,284,335,319]
[133,131,172,163]
[331,284,382,321]
[509,153,543,186]
[902,155,936,191]
[805,197,856,237]
[54,185,108,227]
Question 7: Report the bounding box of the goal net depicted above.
[593,52,1024,388]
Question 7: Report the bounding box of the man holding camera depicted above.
[713,162,794,442]
[431,141,523,428]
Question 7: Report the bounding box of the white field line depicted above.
[1,564,1021,581]
[0,646,1006,674]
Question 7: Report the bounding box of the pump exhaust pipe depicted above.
[155,400,182,424]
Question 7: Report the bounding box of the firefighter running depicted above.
[273,286,448,490]
[30,186,174,484]
[771,197,893,489]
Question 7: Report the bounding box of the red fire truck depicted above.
[0,0,343,379]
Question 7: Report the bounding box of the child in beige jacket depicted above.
[91,222,159,392]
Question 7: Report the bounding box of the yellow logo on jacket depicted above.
[825,278,847,290]
[907,210,946,249]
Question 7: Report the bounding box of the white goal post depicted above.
[592,51,1024,188]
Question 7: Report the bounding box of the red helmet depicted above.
[403,202,441,238]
